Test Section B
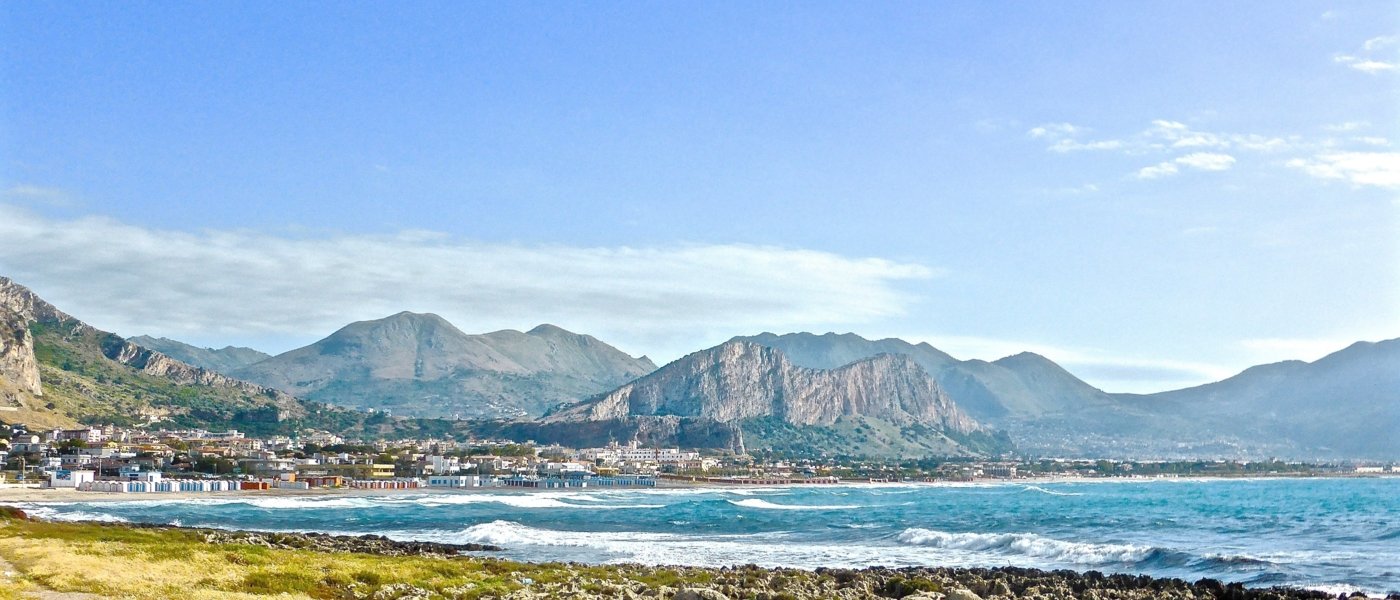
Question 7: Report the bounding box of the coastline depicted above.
[2,512,1392,600]
[2,472,1393,504]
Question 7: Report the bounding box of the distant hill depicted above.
[233,313,656,419]
[1123,339,1400,459]
[128,336,270,373]
[548,340,1009,457]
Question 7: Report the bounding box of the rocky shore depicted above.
[1,506,1395,600]
[433,563,1399,600]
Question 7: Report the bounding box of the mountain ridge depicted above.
[233,311,657,419]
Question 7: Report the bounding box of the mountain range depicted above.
[1,275,1395,459]
[229,312,656,419]
[735,332,1399,459]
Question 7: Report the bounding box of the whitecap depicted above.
[896,528,1154,565]
[1021,485,1083,497]
[727,499,861,511]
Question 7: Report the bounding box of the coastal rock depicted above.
[200,529,502,556]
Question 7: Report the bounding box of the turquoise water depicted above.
[17,477,1399,595]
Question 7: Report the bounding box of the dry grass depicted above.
[0,519,537,599]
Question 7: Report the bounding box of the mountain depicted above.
[739,331,1400,460]
[548,340,1009,457]
[127,336,270,373]
[736,332,1117,421]
[1126,339,1400,459]
[232,313,656,419]
[0,277,319,433]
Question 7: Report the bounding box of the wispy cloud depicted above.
[1029,118,1394,189]
[1,184,75,207]
[1134,152,1236,180]
[901,333,1236,393]
[0,205,937,360]
[1334,35,1399,73]
[1135,162,1179,180]
[1239,337,1357,364]
[1286,152,1400,189]
[1174,152,1237,171]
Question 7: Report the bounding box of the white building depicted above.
[48,469,95,488]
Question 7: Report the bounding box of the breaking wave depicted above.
[896,528,1155,565]
[728,499,861,511]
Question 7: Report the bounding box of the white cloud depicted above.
[1174,152,1237,171]
[1286,152,1400,189]
[1325,121,1370,132]
[1364,35,1399,51]
[1335,35,1400,73]
[1135,161,1179,180]
[1048,139,1124,153]
[1027,123,1081,138]
[0,205,936,361]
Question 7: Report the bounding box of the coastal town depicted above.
[0,422,1392,496]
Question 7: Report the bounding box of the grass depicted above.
[0,516,738,600]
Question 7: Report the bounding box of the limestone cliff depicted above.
[549,341,981,435]
[0,306,42,397]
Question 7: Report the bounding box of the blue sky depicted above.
[2,2,1397,392]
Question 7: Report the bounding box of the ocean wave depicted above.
[1021,485,1083,497]
[896,528,1154,565]
[401,493,663,510]
[728,495,856,509]
[20,505,130,523]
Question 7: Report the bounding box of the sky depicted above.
[2,2,1397,393]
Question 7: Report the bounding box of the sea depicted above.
[16,477,1399,596]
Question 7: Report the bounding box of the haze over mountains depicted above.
[231,312,656,419]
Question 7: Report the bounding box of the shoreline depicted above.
[1,472,1393,504]
[1,512,1393,599]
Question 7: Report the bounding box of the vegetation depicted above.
[0,515,726,600]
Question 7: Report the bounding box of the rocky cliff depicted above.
[553,341,979,433]
[0,305,42,397]
[234,312,657,419]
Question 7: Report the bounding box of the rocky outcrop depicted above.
[0,305,42,397]
[550,341,980,434]
[0,276,81,327]
[200,529,501,556]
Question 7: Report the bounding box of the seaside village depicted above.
[0,422,1042,494]
[0,423,1393,495]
